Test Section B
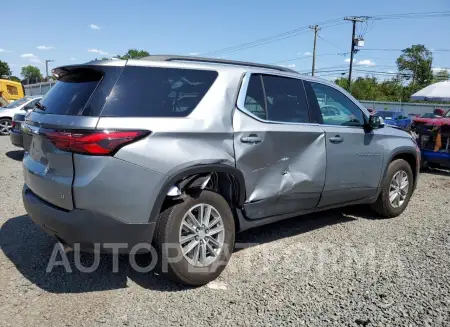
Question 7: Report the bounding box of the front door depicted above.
[233,73,326,219]
[305,81,384,208]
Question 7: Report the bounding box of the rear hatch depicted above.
[22,63,124,210]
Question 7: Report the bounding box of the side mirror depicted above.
[368,115,385,130]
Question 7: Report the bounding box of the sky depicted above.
[2,0,450,81]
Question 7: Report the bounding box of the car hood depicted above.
[413,117,450,126]
[381,125,411,138]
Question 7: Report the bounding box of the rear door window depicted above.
[261,75,310,123]
[35,68,103,115]
[100,66,218,117]
[241,74,310,123]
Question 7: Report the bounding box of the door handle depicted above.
[241,134,263,144]
[329,135,343,144]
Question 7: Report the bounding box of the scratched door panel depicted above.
[233,109,326,219]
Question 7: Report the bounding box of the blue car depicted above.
[375,111,412,129]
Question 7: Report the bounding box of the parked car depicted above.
[419,113,443,119]
[21,56,420,285]
[413,109,450,128]
[0,96,42,135]
[374,111,412,129]
[9,112,28,147]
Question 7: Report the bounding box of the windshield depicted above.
[445,110,450,118]
[375,111,395,119]
[2,97,32,109]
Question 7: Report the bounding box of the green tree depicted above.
[349,76,382,101]
[9,76,21,82]
[0,60,11,78]
[334,77,349,91]
[396,45,433,87]
[433,69,450,82]
[116,49,150,60]
[21,65,43,84]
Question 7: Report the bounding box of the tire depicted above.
[154,190,235,286]
[0,118,12,136]
[371,159,414,218]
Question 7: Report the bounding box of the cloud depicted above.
[0,48,12,53]
[90,24,100,30]
[303,52,312,56]
[20,53,37,58]
[344,58,355,63]
[282,64,296,68]
[88,49,108,55]
[356,59,376,66]
[36,45,54,50]
[188,52,200,56]
[69,57,77,61]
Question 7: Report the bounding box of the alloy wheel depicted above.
[0,120,12,135]
[179,203,225,267]
[389,170,409,208]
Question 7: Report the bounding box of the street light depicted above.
[45,60,55,80]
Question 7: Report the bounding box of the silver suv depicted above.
[22,56,420,285]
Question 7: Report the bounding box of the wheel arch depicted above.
[149,163,246,224]
[384,148,419,189]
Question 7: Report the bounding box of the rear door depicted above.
[22,65,123,210]
[305,81,384,207]
[233,73,326,219]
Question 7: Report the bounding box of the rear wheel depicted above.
[371,159,414,218]
[154,190,235,286]
[0,118,12,135]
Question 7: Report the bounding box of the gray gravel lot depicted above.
[1,135,450,327]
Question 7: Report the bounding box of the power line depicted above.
[201,18,347,57]
[200,10,450,58]
[360,48,450,52]
[269,52,348,65]
[317,34,347,51]
[370,11,450,21]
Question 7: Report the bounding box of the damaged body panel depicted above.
[233,109,326,219]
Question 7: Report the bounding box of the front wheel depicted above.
[0,118,12,136]
[154,190,235,286]
[371,159,414,218]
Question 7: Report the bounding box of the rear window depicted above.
[100,66,218,117]
[35,68,102,115]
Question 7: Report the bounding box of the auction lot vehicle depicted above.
[374,111,412,130]
[412,109,450,169]
[0,96,42,135]
[22,56,420,285]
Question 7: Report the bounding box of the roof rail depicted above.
[139,55,298,74]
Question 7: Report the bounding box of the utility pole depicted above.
[45,60,54,80]
[309,25,320,76]
[344,16,368,89]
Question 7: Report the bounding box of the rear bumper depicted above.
[23,185,156,253]
[9,129,23,147]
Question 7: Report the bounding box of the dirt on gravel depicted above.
[0,136,449,327]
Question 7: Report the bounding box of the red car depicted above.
[413,109,450,127]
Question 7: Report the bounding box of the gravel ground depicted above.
[1,135,450,327]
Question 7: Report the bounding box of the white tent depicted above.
[410,81,450,102]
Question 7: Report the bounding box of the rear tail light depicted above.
[45,130,150,155]
[11,121,16,129]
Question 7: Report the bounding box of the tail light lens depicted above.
[11,121,16,129]
[45,130,149,155]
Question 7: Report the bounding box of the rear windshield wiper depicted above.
[35,102,47,111]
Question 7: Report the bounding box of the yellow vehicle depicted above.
[0,79,25,107]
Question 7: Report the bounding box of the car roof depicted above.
[80,55,338,86]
